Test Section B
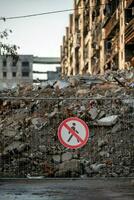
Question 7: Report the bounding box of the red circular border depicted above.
[58,117,89,149]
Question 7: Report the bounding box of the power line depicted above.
[0,1,130,21]
[0,8,75,21]
[0,1,132,21]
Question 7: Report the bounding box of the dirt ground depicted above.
[0,178,134,200]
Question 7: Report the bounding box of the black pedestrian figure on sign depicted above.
[67,122,79,143]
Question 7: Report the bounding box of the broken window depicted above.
[3,59,7,67]
[22,72,29,77]
[121,17,123,26]
[83,62,89,74]
[22,61,30,72]
[12,72,16,77]
[104,0,119,17]
[125,8,133,23]
[92,10,96,21]
[3,72,7,77]
[12,60,17,67]
[22,61,29,67]
[84,44,89,60]
[104,3,111,16]
[121,34,124,43]
[105,40,112,51]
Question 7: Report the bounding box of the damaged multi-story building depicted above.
[0,55,33,89]
[61,0,134,76]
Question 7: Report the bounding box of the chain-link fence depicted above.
[0,97,134,178]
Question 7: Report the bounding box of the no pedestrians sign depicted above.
[58,117,89,149]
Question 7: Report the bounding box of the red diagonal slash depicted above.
[64,123,84,143]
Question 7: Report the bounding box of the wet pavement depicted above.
[0,178,134,200]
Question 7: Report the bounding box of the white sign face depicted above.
[58,117,89,149]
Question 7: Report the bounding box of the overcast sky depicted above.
[0,0,73,57]
[0,0,73,79]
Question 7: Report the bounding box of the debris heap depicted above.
[0,69,134,178]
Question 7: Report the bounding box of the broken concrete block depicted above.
[89,107,98,120]
[97,115,118,126]
[17,143,29,153]
[97,111,105,119]
[39,145,47,153]
[76,89,89,96]
[56,159,80,177]
[4,141,23,153]
[98,139,108,148]
[90,163,106,172]
[62,152,72,162]
[54,80,70,89]
[122,99,134,108]
[52,155,61,164]
[48,108,58,118]
[3,130,16,137]
[69,77,80,87]
[80,105,86,111]
[31,117,46,130]
[111,123,121,134]
[99,151,110,158]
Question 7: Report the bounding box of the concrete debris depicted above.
[54,80,70,89]
[3,142,28,155]
[62,152,72,162]
[129,82,134,88]
[32,117,46,130]
[97,115,118,126]
[122,99,134,108]
[89,107,98,120]
[111,123,122,134]
[98,139,108,148]
[68,76,80,87]
[26,173,44,179]
[99,151,110,158]
[76,89,89,96]
[52,155,61,164]
[56,159,80,177]
[0,68,134,178]
[90,163,106,173]
[39,145,47,153]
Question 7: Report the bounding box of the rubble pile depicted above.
[0,69,134,178]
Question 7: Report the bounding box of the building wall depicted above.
[47,67,61,80]
[0,55,33,89]
[61,0,134,76]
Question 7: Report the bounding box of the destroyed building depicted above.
[61,0,134,76]
[0,55,33,89]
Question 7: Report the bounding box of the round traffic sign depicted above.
[58,117,89,149]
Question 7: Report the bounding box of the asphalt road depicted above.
[0,178,134,200]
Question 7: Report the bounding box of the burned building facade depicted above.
[61,0,134,76]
